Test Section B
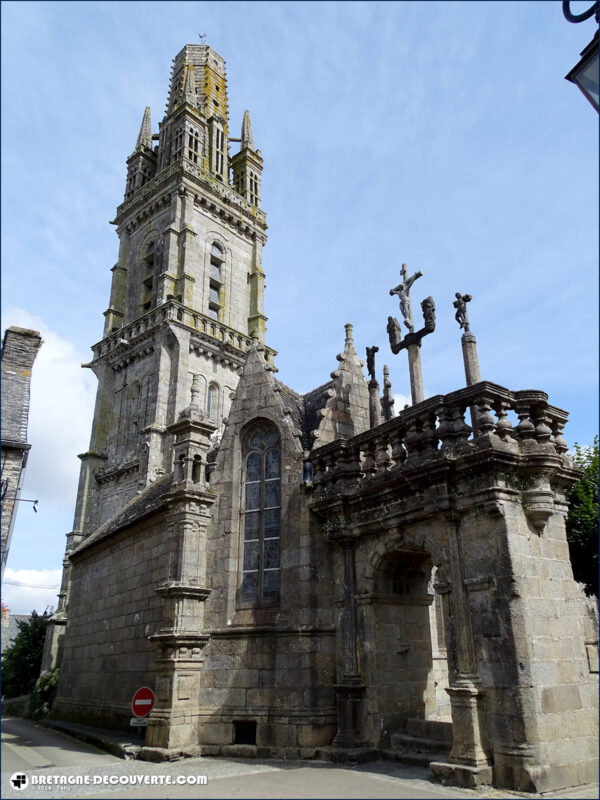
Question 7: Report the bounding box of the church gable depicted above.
[311,323,370,447]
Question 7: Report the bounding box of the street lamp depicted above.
[563,1,599,111]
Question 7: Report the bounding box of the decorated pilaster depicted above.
[429,517,491,786]
[332,534,368,749]
[142,391,217,756]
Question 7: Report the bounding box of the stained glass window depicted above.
[241,424,281,606]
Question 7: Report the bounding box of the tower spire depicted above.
[183,64,197,106]
[241,109,254,149]
[135,106,152,150]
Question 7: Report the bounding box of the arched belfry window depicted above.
[240,423,281,606]
[208,242,224,320]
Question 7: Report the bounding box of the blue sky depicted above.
[1,1,598,613]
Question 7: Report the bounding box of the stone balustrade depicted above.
[93,301,275,364]
[310,381,570,494]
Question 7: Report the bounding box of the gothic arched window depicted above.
[240,423,281,606]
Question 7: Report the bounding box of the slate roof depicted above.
[70,473,174,558]
[274,378,333,452]
[1,614,31,653]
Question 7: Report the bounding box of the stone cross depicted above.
[389,264,423,333]
[387,267,435,406]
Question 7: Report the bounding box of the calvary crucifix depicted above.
[389,263,423,332]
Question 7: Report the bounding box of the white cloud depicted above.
[2,308,96,516]
[2,568,62,615]
[393,393,412,412]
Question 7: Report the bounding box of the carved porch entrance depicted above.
[360,548,451,744]
[309,382,596,791]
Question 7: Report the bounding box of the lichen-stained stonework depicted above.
[49,43,598,793]
[1,326,42,578]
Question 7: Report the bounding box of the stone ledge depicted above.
[137,745,202,762]
[316,746,379,764]
[430,760,493,788]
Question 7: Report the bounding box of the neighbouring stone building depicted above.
[47,44,598,793]
[1,326,42,579]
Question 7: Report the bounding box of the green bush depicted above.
[566,437,599,597]
[1,610,50,699]
[30,667,61,718]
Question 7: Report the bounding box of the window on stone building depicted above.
[140,374,152,429]
[141,241,155,312]
[172,126,184,162]
[126,382,140,451]
[208,242,224,320]
[187,127,200,164]
[240,423,281,606]
[215,127,225,179]
[207,383,219,421]
[249,172,259,206]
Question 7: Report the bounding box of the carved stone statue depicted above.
[389,263,423,331]
[387,316,403,355]
[453,292,472,331]
[365,346,379,381]
[421,296,436,330]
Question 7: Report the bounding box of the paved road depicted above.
[2,717,598,800]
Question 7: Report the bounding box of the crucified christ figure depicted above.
[389,263,423,331]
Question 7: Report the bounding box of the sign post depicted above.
[130,686,154,726]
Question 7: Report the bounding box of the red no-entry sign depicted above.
[131,686,155,717]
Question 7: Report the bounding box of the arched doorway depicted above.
[361,547,451,747]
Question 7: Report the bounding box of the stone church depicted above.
[46,44,598,792]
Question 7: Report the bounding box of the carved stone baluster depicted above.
[474,393,495,438]
[404,416,425,463]
[374,433,393,472]
[493,399,515,442]
[532,403,552,444]
[312,454,326,489]
[389,424,407,470]
[513,393,536,442]
[436,403,454,452]
[362,438,377,478]
[548,411,569,455]
[448,403,472,447]
[324,451,338,492]
[339,441,363,487]
[422,412,439,458]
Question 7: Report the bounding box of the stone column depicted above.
[407,340,425,405]
[461,331,481,433]
[461,332,481,387]
[368,380,381,428]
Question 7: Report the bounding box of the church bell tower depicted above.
[50,45,272,631]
